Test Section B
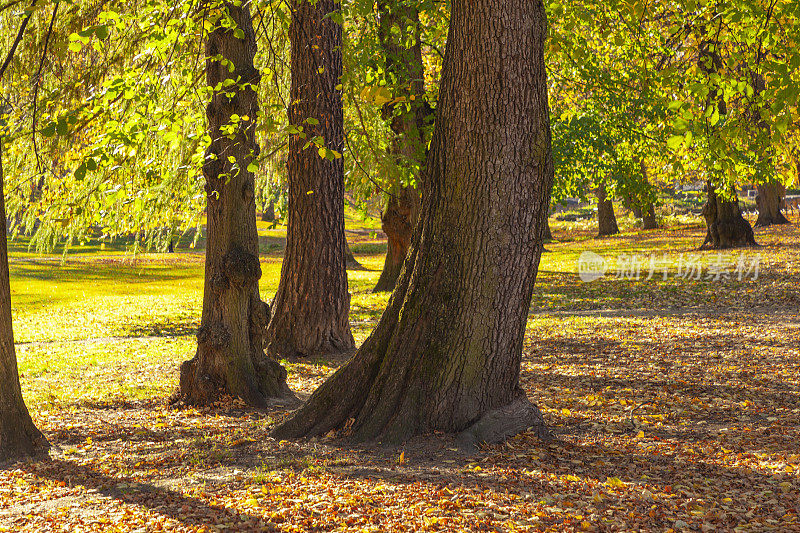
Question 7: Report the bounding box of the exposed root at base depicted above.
[456,396,551,451]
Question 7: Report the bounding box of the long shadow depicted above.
[18,458,267,531]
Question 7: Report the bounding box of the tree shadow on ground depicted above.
[14,458,269,531]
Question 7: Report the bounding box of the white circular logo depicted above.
[578,251,606,282]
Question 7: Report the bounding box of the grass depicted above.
[5,211,800,531]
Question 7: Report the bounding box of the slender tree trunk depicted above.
[597,183,619,236]
[0,139,48,462]
[175,3,291,407]
[754,181,790,227]
[542,215,553,242]
[700,181,757,249]
[373,1,429,292]
[265,0,354,358]
[642,203,658,230]
[261,200,275,222]
[274,0,553,445]
[374,187,419,292]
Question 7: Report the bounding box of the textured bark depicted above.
[597,183,619,236]
[175,3,291,407]
[273,0,553,444]
[373,2,429,292]
[265,0,354,358]
[700,182,757,249]
[0,139,48,462]
[754,182,790,227]
[374,187,420,292]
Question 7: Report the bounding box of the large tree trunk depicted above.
[373,187,419,292]
[700,181,757,249]
[754,181,790,227]
[175,3,291,407]
[273,0,553,445]
[265,0,354,358]
[0,139,48,462]
[597,183,619,236]
[372,1,429,293]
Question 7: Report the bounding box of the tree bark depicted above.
[374,187,419,292]
[542,216,553,242]
[0,138,48,462]
[175,3,292,407]
[754,181,790,227]
[597,183,619,236]
[642,202,658,230]
[273,0,553,445]
[265,0,354,358]
[372,2,429,293]
[700,181,757,249]
[261,200,275,222]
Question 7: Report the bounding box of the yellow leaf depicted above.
[605,477,626,489]
[562,408,571,417]
[636,430,645,439]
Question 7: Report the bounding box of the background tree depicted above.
[274,0,553,445]
[372,0,431,292]
[176,1,291,406]
[265,0,354,358]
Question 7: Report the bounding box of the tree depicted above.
[755,181,790,227]
[597,182,619,237]
[0,0,48,464]
[175,2,292,406]
[696,35,757,249]
[0,138,48,462]
[372,0,429,293]
[265,0,355,358]
[273,0,552,445]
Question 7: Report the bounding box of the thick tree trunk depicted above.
[265,0,354,358]
[700,181,757,249]
[0,139,48,462]
[372,2,429,293]
[273,0,553,445]
[373,187,419,292]
[175,4,291,407]
[754,181,789,227]
[597,183,619,236]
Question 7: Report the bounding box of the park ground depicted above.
[1,210,799,532]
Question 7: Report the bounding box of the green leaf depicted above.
[68,41,82,53]
[667,135,684,150]
[74,163,87,181]
[41,122,56,137]
[56,119,68,136]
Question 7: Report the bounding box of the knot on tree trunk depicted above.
[197,322,231,348]
[223,247,262,287]
[237,64,261,85]
[249,296,271,334]
[456,395,551,451]
[175,357,223,406]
